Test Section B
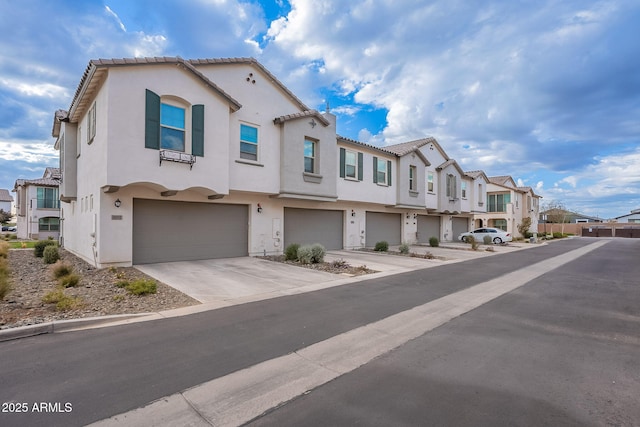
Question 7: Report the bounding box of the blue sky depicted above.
[1,0,638,219]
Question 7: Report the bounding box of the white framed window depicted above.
[409,165,417,191]
[427,172,434,192]
[160,102,186,152]
[304,138,317,173]
[345,150,357,178]
[373,157,391,186]
[87,102,96,144]
[240,123,258,160]
[461,181,467,199]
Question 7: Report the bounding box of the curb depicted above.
[0,313,151,342]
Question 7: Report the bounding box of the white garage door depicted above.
[417,215,441,243]
[284,208,344,250]
[366,212,401,246]
[133,199,248,264]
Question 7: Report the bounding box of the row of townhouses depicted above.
[42,57,540,268]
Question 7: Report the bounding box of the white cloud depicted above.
[0,140,58,163]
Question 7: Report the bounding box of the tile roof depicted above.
[383,138,435,156]
[0,189,13,202]
[337,136,399,156]
[13,168,61,190]
[273,110,330,126]
[488,175,514,186]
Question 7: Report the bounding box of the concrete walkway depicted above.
[137,241,534,305]
[90,239,604,427]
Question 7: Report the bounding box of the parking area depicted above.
[136,241,535,307]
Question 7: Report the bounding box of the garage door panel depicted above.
[417,215,440,243]
[284,208,343,250]
[452,217,469,241]
[133,199,248,264]
[366,212,401,246]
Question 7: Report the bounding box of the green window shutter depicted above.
[192,104,204,157]
[145,89,160,150]
[373,156,378,183]
[339,148,346,178]
[357,152,363,181]
[387,160,392,186]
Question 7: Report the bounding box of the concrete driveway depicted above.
[136,242,534,307]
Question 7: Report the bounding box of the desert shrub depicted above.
[58,273,81,288]
[429,237,439,247]
[310,244,326,263]
[34,240,56,257]
[284,243,300,261]
[9,234,17,240]
[465,235,479,250]
[0,258,11,300]
[0,241,9,259]
[113,294,125,302]
[552,232,564,239]
[483,235,492,245]
[51,262,73,279]
[297,245,313,264]
[374,241,389,252]
[125,279,157,295]
[524,231,533,239]
[399,244,410,254]
[43,245,60,264]
[330,259,348,268]
[42,289,82,311]
[297,243,326,264]
[42,289,65,304]
[115,280,129,288]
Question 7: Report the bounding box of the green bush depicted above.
[284,243,300,261]
[297,243,326,264]
[34,240,56,257]
[374,241,389,252]
[483,235,492,245]
[125,279,157,295]
[59,273,81,288]
[399,244,410,254]
[51,262,73,279]
[552,232,565,239]
[429,237,439,247]
[43,245,60,264]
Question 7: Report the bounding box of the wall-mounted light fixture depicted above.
[257,203,262,213]
[114,199,121,208]
[351,209,356,217]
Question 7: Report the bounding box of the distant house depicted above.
[0,189,13,217]
[539,209,603,224]
[614,208,640,223]
[13,168,61,240]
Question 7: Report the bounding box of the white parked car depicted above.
[458,227,512,244]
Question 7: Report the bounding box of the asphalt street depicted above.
[1,238,636,426]
[247,238,640,426]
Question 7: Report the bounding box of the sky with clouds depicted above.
[0,0,638,219]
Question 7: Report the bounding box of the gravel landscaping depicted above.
[1,248,200,330]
